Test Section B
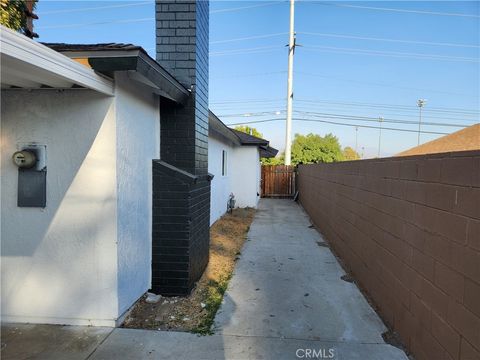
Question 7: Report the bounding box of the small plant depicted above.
[192,275,231,335]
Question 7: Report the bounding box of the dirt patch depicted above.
[122,207,256,334]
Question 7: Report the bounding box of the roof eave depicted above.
[56,49,189,104]
[0,26,113,95]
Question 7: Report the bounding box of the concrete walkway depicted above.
[1,200,408,360]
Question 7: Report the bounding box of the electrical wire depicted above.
[211,1,285,14]
[295,99,480,115]
[293,111,471,127]
[217,110,472,127]
[211,71,286,79]
[225,117,451,135]
[297,31,480,49]
[211,98,479,115]
[303,45,479,63]
[309,2,480,19]
[38,17,154,29]
[38,2,151,15]
[211,33,288,45]
[38,1,283,16]
[213,104,479,123]
[210,45,284,57]
[294,71,473,97]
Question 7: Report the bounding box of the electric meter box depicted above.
[14,144,47,208]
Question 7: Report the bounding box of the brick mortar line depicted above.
[301,173,479,223]
[300,182,480,286]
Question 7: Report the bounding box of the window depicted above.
[222,150,227,176]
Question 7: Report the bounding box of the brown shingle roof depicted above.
[397,123,480,157]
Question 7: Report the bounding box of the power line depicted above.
[38,2,151,15]
[211,98,283,104]
[38,1,282,16]
[293,111,471,128]
[226,117,451,135]
[38,17,154,29]
[211,69,474,98]
[211,71,286,79]
[295,99,480,115]
[214,104,479,123]
[210,45,284,57]
[303,45,479,63]
[217,110,472,127]
[211,98,479,115]
[298,31,480,49]
[211,33,288,45]
[211,1,285,14]
[294,71,473,97]
[310,2,480,19]
[293,105,479,123]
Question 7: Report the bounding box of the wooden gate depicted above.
[261,165,296,198]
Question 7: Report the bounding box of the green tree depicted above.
[291,133,343,165]
[342,146,360,161]
[234,126,263,139]
[1,0,37,36]
[261,154,284,165]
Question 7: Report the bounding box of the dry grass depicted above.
[122,207,256,333]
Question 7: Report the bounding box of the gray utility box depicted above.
[15,144,47,208]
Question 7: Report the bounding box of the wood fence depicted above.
[261,165,296,198]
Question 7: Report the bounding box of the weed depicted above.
[192,275,232,335]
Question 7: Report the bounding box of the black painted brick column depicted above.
[152,0,210,296]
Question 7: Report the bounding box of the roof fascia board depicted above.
[74,51,189,104]
[0,26,113,96]
[209,111,241,146]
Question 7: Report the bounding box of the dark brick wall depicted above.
[153,0,210,296]
[156,0,209,176]
[298,151,480,360]
[151,161,211,295]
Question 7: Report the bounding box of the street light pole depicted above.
[284,0,295,165]
[355,126,358,153]
[378,117,383,158]
[417,99,427,145]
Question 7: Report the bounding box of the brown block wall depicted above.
[298,151,480,360]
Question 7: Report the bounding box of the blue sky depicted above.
[35,1,479,157]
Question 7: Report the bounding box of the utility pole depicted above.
[355,126,358,153]
[284,0,295,165]
[378,117,383,158]
[417,99,427,145]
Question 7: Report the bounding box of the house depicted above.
[1,0,212,326]
[208,112,278,224]
[397,123,480,156]
[1,0,277,328]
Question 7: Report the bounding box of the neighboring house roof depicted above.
[231,129,269,147]
[0,25,113,95]
[396,123,480,157]
[208,111,278,158]
[43,42,189,104]
[260,146,279,158]
[209,111,242,147]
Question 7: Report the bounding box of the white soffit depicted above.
[0,26,113,95]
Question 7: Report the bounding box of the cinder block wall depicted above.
[298,151,480,360]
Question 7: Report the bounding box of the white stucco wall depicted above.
[114,73,159,315]
[209,136,261,224]
[231,146,261,209]
[1,77,161,326]
[208,136,233,225]
[1,90,118,326]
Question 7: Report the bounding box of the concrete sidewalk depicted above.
[1,199,408,360]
